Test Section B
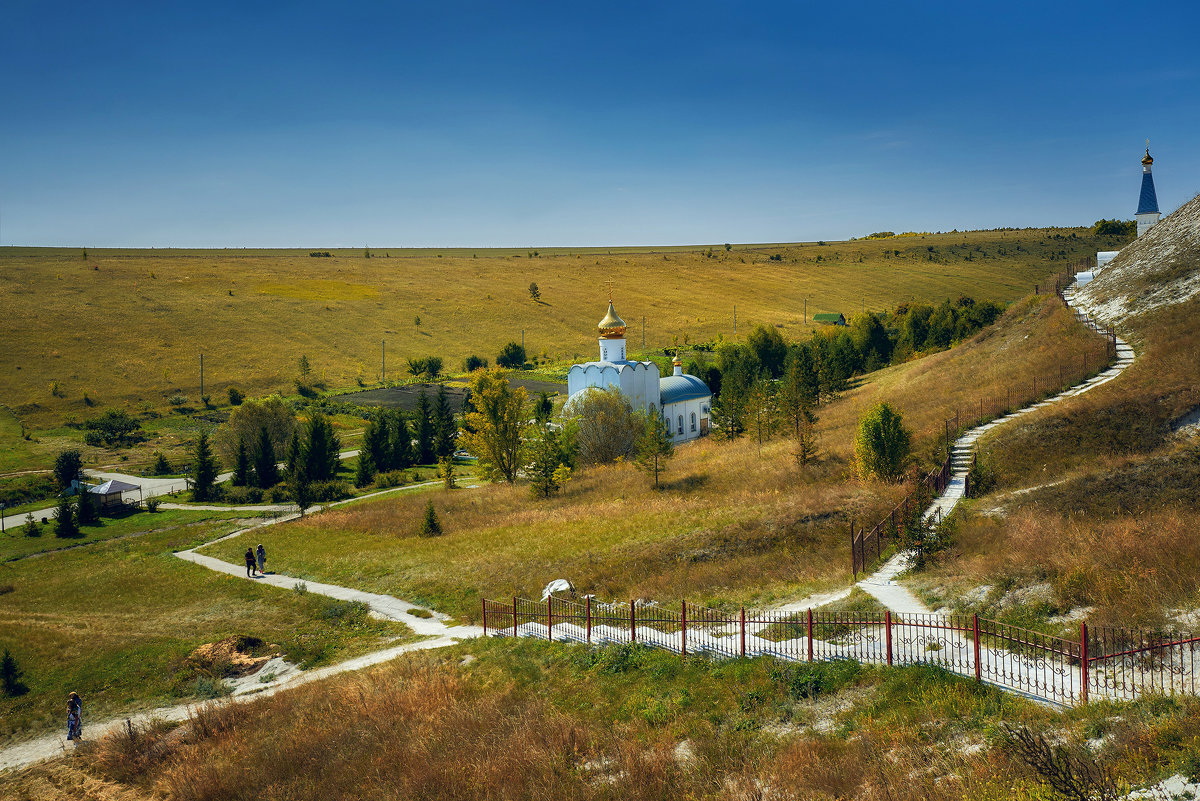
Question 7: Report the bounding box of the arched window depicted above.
[677,415,684,435]
[690,412,697,431]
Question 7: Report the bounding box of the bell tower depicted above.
[1136,143,1161,238]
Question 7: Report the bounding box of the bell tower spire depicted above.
[1136,141,1161,238]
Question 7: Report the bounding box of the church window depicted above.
[677,415,684,435]
[690,412,696,432]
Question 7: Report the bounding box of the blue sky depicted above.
[2,1,1198,247]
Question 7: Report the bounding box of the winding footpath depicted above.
[0,274,1136,773]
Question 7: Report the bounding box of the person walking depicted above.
[66,692,82,741]
[244,547,257,577]
[256,543,266,575]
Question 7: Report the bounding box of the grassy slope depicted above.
[6,639,1198,801]
[0,512,413,743]
[198,293,1105,622]
[0,228,1112,428]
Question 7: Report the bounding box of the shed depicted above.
[89,479,140,510]
[812,313,847,326]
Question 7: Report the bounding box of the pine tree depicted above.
[0,649,27,697]
[361,415,386,474]
[533,391,554,424]
[419,499,442,537]
[634,411,675,488]
[191,429,219,502]
[285,428,302,479]
[22,513,39,537]
[232,436,252,486]
[433,384,457,459]
[303,413,341,482]
[526,424,570,498]
[390,412,413,470]
[254,425,279,488]
[355,452,375,488]
[415,390,435,464]
[75,483,99,526]
[54,492,78,537]
[290,462,313,517]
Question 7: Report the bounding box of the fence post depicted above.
[586,596,592,644]
[1080,621,1089,704]
[547,596,553,641]
[885,610,893,666]
[681,600,687,657]
[512,596,518,638]
[740,607,746,658]
[1007,387,1011,411]
[630,600,636,643]
[807,608,814,662]
[973,614,981,682]
[850,520,857,578]
[482,599,487,636]
[979,398,983,421]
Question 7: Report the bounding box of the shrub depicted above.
[83,408,145,448]
[265,485,291,504]
[463,355,488,372]
[201,394,212,408]
[151,452,172,475]
[224,485,264,504]
[295,381,319,399]
[227,387,244,405]
[374,470,409,489]
[169,393,187,406]
[1,650,28,697]
[496,342,526,369]
[308,480,352,502]
[145,497,161,513]
[854,402,912,482]
[419,499,442,537]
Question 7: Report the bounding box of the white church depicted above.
[566,300,712,443]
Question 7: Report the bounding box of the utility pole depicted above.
[804,298,807,323]
[200,353,204,399]
[521,329,525,354]
[642,316,645,349]
[382,339,386,382]
[733,304,737,336]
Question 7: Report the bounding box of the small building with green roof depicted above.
[812,312,847,326]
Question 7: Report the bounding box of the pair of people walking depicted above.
[244,544,267,577]
[66,692,82,741]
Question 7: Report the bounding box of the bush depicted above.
[169,394,187,406]
[224,485,264,504]
[308,480,352,502]
[419,499,442,537]
[496,342,526,369]
[463,355,488,372]
[374,470,409,489]
[295,381,319,399]
[22,514,40,537]
[145,497,161,513]
[854,402,912,482]
[227,387,245,405]
[265,485,291,504]
[151,452,172,475]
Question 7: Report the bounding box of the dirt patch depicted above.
[188,635,280,678]
[337,378,564,412]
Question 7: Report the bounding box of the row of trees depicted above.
[355,386,457,486]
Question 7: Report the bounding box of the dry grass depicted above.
[0,228,1106,427]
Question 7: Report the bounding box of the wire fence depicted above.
[482,596,1199,706]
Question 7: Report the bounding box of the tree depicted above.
[191,430,219,502]
[213,395,296,470]
[437,456,457,489]
[302,413,341,482]
[528,282,541,301]
[22,513,39,537]
[745,381,778,450]
[0,650,27,697]
[389,412,414,470]
[747,325,788,378]
[533,391,554,424]
[290,463,313,517]
[284,428,302,479]
[497,342,526,369]
[526,424,570,498]
[54,492,78,537]
[854,402,912,482]
[634,411,674,488]
[75,483,99,526]
[419,499,442,536]
[570,387,640,465]
[254,425,279,488]
[1092,218,1136,238]
[433,384,457,459]
[360,414,387,475]
[83,408,144,447]
[794,407,820,469]
[54,450,83,491]
[232,436,252,486]
[463,355,488,372]
[354,452,375,488]
[779,345,819,437]
[298,355,311,378]
[151,452,172,475]
[459,369,527,483]
[415,390,435,464]
[848,312,892,372]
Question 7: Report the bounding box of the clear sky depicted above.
[2,0,1198,247]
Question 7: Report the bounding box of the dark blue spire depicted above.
[1137,171,1159,215]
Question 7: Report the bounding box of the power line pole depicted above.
[200,353,204,399]
[382,339,386,382]
[642,316,645,349]
[733,304,737,336]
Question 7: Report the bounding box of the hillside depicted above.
[0,228,1112,427]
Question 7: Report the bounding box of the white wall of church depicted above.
[662,397,709,443]
[598,337,627,362]
[567,361,660,413]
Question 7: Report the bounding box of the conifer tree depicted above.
[419,499,442,537]
[303,413,341,482]
[354,452,375,488]
[285,428,302,478]
[75,482,99,526]
[0,649,27,697]
[232,436,252,486]
[526,423,570,498]
[415,390,435,464]
[54,492,78,538]
[634,411,675,488]
[191,430,219,502]
[433,384,457,459]
[389,412,414,470]
[254,425,279,488]
[360,415,385,474]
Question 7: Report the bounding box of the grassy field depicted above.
[6,638,1197,800]
[0,228,1116,432]
[197,291,1106,622]
[0,511,414,743]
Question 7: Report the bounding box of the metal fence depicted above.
[482,597,1199,706]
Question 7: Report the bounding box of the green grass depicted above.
[0,514,414,744]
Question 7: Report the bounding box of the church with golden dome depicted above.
[566,299,712,443]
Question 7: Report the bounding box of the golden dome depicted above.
[1142,147,1153,166]
[672,353,682,366]
[598,301,626,339]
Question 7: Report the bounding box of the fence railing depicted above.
[482,597,1199,706]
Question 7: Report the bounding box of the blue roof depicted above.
[659,375,711,405]
[1137,171,1159,214]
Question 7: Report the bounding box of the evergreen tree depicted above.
[232,436,252,486]
[415,390,435,464]
[354,452,375,488]
[75,483,99,526]
[634,411,675,488]
[22,513,39,537]
[53,449,83,491]
[360,414,387,474]
[526,424,570,498]
[779,345,819,438]
[303,413,341,482]
[191,429,219,502]
[254,425,279,488]
[290,462,313,517]
[54,492,78,537]
[389,412,414,470]
[419,499,442,537]
[533,391,554,424]
[433,384,457,459]
[437,456,457,490]
[854,402,912,483]
[285,428,302,478]
[794,407,820,469]
[0,649,27,697]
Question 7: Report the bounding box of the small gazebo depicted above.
[89,479,139,511]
